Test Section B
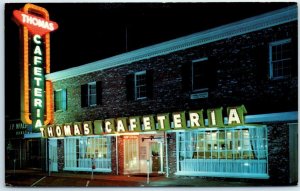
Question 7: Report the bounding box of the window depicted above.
[135,71,147,100]
[124,137,139,173]
[81,81,102,107]
[54,89,67,111]
[177,126,268,178]
[64,136,111,171]
[88,82,97,106]
[269,39,292,79]
[192,57,209,92]
[126,70,153,101]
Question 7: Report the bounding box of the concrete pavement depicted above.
[5,169,164,187]
[4,169,292,187]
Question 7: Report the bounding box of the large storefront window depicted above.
[176,126,268,178]
[64,136,111,172]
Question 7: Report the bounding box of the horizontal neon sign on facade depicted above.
[41,105,247,138]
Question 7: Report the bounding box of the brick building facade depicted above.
[44,5,298,185]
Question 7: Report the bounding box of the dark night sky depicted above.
[4,2,294,118]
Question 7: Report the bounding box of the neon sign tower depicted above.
[13,4,58,132]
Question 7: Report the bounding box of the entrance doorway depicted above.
[150,141,163,173]
[26,139,42,169]
[49,139,58,172]
[123,133,164,175]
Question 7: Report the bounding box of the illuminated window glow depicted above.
[124,137,139,173]
[64,137,111,171]
[177,126,268,178]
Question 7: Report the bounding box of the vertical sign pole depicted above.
[48,159,51,176]
[147,160,150,184]
[13,159,16,176]
[91,158,95,180]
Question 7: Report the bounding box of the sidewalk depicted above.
[5,169,164,187]
[4,169,281,187]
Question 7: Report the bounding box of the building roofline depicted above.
[46,5,297,82]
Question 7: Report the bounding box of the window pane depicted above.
[135,72,147,99]
[271,39,292,79]
[88,82,97,106]
[55,90,66,111]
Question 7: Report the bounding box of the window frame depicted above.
[269,38,292,80]
[191,57,209,92]
[134,71,147,100]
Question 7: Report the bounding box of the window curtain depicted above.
[192,132,198,158]
[65,138,77,168]
[249,127,266,159]
[179,133,186,160]
[185,132,193,159]
[79,138,87,159]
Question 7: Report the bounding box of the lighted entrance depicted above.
[123,133,164,175]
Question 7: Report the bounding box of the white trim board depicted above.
[46,5,297,82]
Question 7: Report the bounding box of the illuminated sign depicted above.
[8,120,28,137]
[41,105,248,138]
[13,4,58,132]
[13,10,58,36]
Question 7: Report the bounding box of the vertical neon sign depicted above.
[13,4,58,132]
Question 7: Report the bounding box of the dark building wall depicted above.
[111,137,117,175]
[57,139,64,171]
[52,21,297,124]
[117,136,125,175]
[167,132,177,177]
[267,122,290,185]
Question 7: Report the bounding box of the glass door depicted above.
[150,141,163,173]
